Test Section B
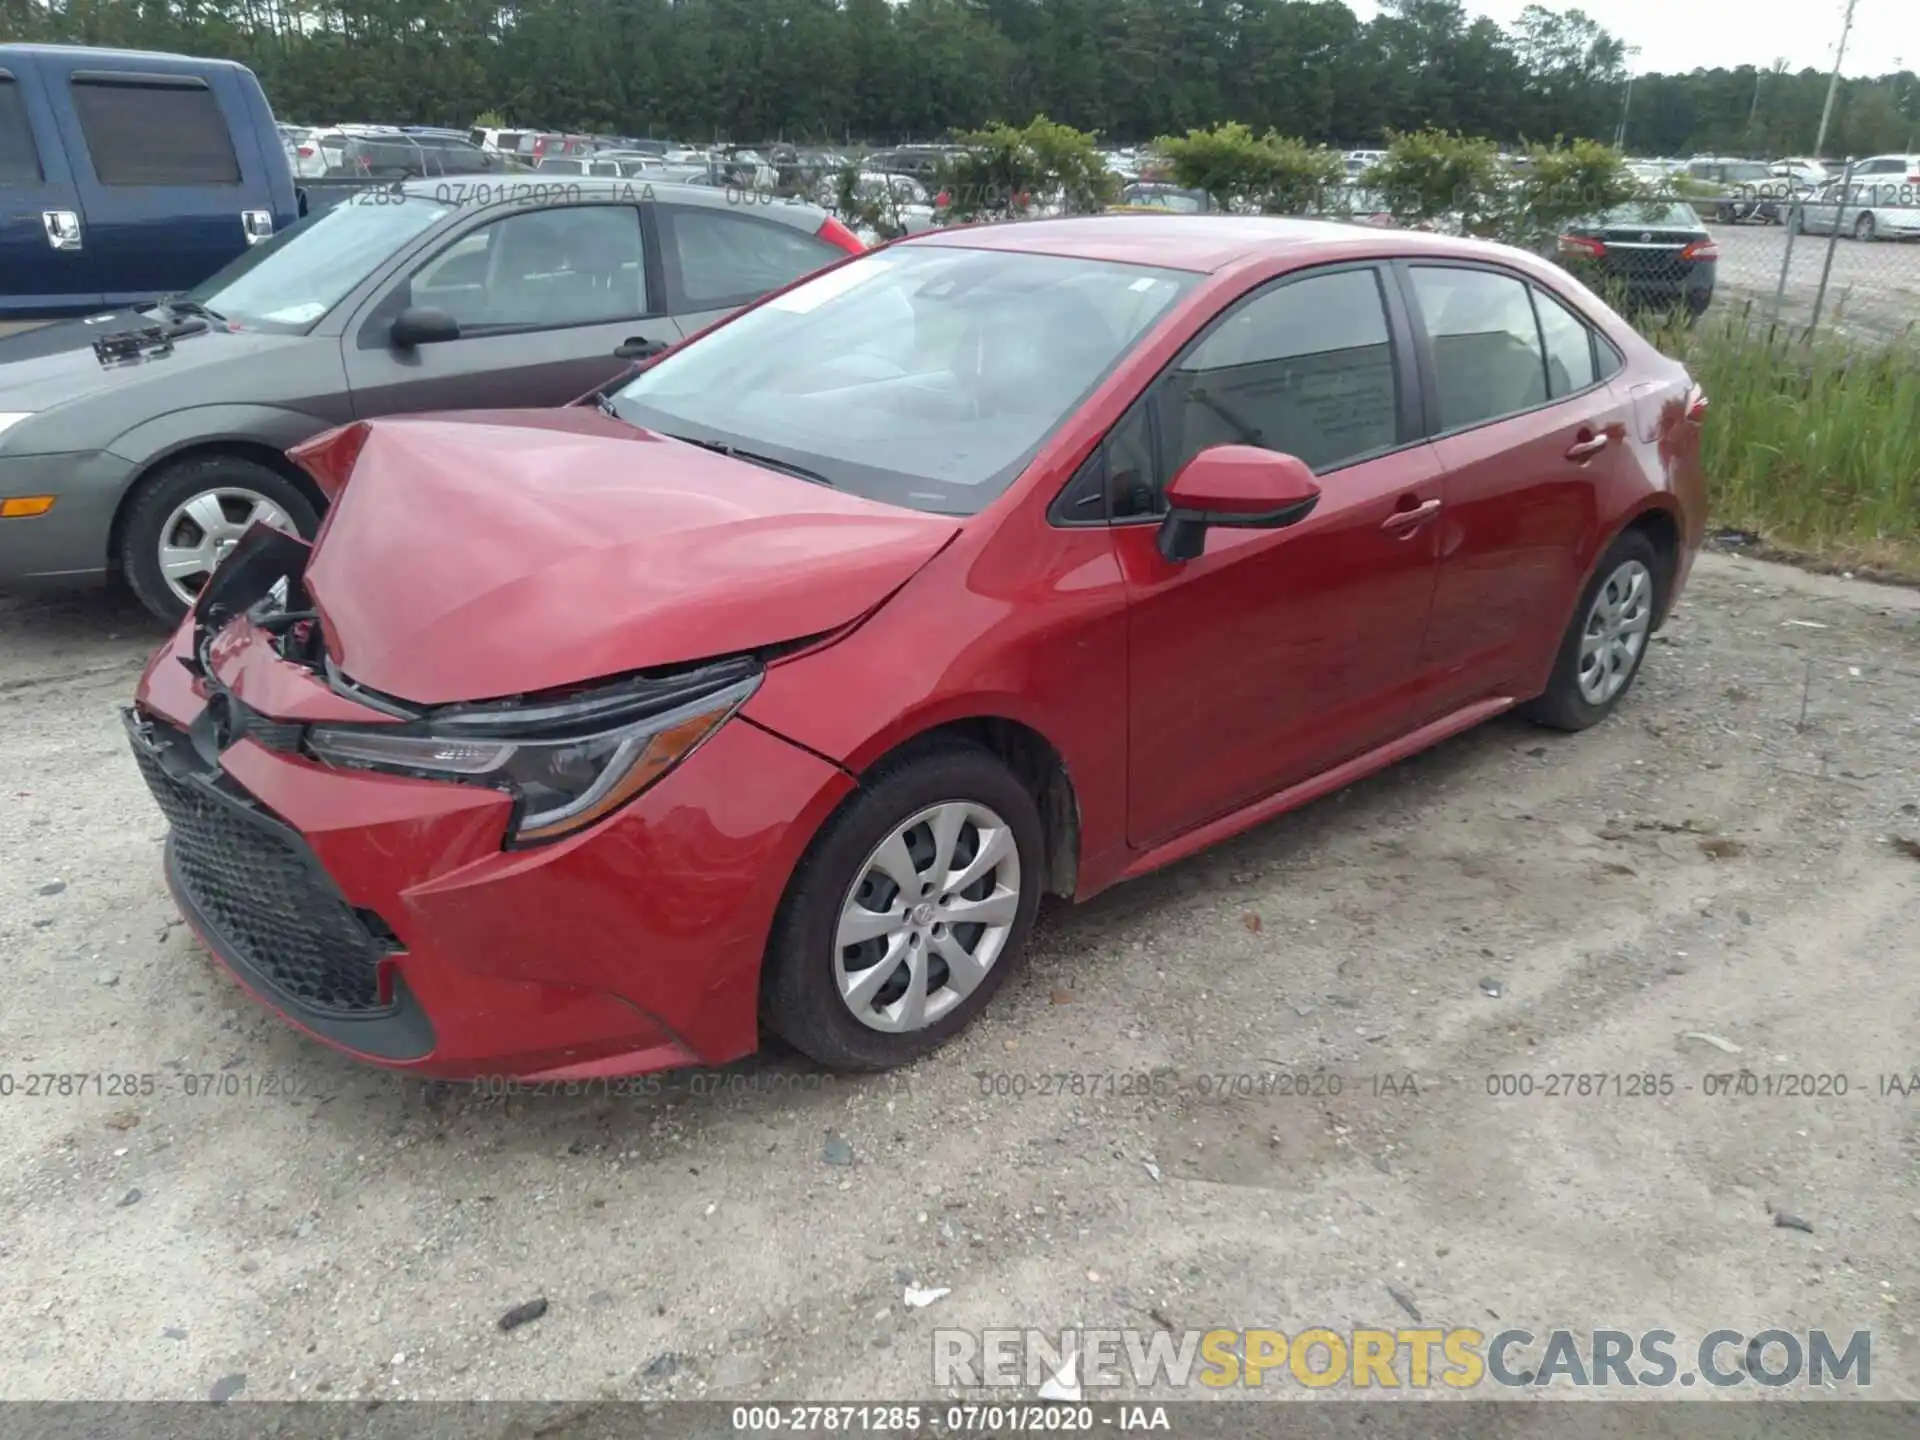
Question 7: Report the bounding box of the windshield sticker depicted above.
[259,302,328,326]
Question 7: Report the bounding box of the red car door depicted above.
[1397,263,1633,720]
[1114,263,1446,850]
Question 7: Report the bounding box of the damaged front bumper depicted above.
[127,525,855,1079]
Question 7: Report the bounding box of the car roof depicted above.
[389,175,829,220]
[0,42,249,70]
[904,214,1506,274]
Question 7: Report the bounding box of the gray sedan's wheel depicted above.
[764,741,1043,1070]
[1855,212,1876,241]
[119,455,319,623]
[1524,529,1667,732]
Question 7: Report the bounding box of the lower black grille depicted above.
[1602,251,1693,283]
[128,712,394,1016]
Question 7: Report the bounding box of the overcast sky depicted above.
[1350,0,1906,78]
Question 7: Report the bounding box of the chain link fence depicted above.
[1700,159,1920,348]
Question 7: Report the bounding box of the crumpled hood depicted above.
[302,410,961,705]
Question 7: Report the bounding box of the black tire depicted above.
[1523,529,1668,733]
[1854,212,1875,242]
[762,740,1045,1070]
[119,455,320,623]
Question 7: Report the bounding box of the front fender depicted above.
[106,403,349,476]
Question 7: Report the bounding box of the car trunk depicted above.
[1580,225,1705,285]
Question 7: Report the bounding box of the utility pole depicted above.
[1614,45,1641,151]
[1812,0,1858,160]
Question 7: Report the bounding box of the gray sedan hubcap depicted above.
[835,800,1022,1033]
[157,488,295,608]
[1578,558,1652,705]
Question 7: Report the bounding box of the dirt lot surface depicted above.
[2,551,1917,1411]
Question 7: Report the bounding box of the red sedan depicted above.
[127,215,1708,1080]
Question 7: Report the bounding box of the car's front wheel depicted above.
[120,455,319,623]
[762,740,1044,1070]
[1855,212,1876,242]
[1524,529,1666,732]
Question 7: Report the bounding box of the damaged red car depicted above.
[127,216,1708,1080]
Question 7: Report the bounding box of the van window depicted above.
[0,77,43,183]
[69,76,241,186]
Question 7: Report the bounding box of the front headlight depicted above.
[307,663,761,846]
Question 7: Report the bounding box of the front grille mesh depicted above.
[130,722,393,1015]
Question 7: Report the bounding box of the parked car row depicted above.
[0,172,865,619]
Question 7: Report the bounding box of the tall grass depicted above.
[1640,303,1920,577]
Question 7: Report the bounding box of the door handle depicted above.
[1380,497,1442,532]
[42,210,82,251]
[241,209,275,245]
[614,336,669,361]
[1565,433,1610,461]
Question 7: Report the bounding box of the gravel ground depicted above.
[2,551,1918,1408]
[1710,223,1920,345]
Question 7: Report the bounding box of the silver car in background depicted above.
[1791,177,1920,243]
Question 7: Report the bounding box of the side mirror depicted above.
[390,305,460,349]
[1157,444,1321,563]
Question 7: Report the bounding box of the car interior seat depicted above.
[1430,284,1547,427]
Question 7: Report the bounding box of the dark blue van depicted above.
[0,43,298,319]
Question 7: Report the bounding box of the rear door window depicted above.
[1408,266,1548,430]
[657,204,842,310]
[68,75,241,185]
[1532,288,1598,397]
[0,76,43,182]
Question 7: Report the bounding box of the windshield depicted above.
[608,246,1195,515]
[1724,163,1773,182]
[186,195,451,333]
[1127,187,1205,213]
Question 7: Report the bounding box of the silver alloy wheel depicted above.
[834,800,1022,1033]
[156,488,296,609]
[1577,558,1653,706]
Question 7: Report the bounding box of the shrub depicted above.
[941,115,1115,221]
[1152,123,1342,213]
[1361,129,1504,235]
[1502,137,1641,248]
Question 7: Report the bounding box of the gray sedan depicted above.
[0,177,862,619]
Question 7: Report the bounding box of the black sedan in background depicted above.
[1555,200,1718,318]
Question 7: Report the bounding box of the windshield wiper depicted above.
[154,293,226,323]
[664,433,835,489]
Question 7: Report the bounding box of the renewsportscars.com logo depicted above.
[932,1327,1873,1391]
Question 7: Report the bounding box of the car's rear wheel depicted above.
[762,740,1044,1070]
[1524,530,1666,732]
[120,455,319,623]
[1854,212,1876,242]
